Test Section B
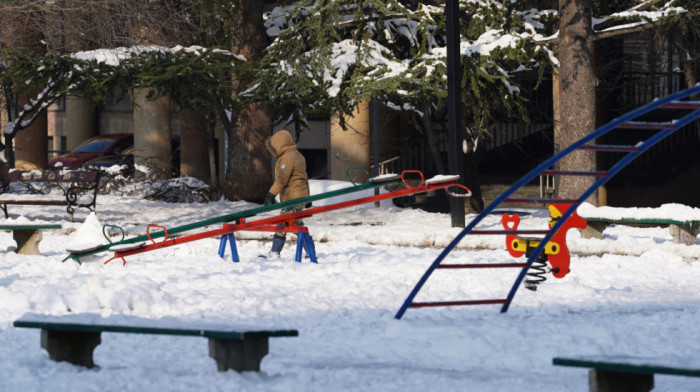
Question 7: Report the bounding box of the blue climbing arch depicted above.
[395,84,700,319]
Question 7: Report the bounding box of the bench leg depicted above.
[589,369,653,392]
[14,229,43,255]
[40,329,101,368]
[669,224,699,245]
[580,221,606,239]
[208,337,269,372]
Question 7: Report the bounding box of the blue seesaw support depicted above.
[218,223,318,263]
[395,84,700,319]
[218,232,240,262]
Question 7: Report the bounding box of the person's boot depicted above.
[260,251,281,259]
[259,233,285,259]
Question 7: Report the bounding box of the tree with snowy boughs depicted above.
[0,47,246,175]
[1,0,697,206]
[257,0,697,208]
[256,0,550,210]
[553,0,697,203]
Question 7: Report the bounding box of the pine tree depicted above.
[257,1,548,207]
[259,1,545,137]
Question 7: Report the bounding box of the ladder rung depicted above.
[618,121,675,130]
[505,197,578,204]
[470,230,550,235]
[578,144,641,152]
[541,170,608,177]
[410,299,507,308]
[437,263,529,269]
[661,101,700,110]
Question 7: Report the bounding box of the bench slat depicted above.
[0,169,102,221]
[13,320,298,340]
[7,170,99,183]
[553,356,700,377]
[584,217,700,226]
[0,200,67,205]
[0,224,61,230]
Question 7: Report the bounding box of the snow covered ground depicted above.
[1,180,699,391]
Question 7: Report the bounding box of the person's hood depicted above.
[266,130,296,158]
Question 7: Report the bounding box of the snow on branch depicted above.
[534,0,691,45]
[71,45,246,66]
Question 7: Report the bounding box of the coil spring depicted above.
[524,252,549,291]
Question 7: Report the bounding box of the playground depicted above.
[0,177,698,390]
[0,87,698,390]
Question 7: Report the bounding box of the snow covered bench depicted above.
[0,223,62,255]
[553,356,700,392]
[13,314,298,372]
[0,169,102,221]
[577,204,700,245]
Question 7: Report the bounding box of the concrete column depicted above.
[14,97,48,170]
[180,109,210,183]
[133,89,172,179]
[41,329,101,368]
[13,229,44,255]
[330,101,370,181]
[65,96,96,150]
[208,337,269,372]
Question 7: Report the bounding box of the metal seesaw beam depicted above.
[106,173,467,262]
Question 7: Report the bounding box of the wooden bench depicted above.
[581,217,700,245]
[1,224,62,255]
[13,314,298,372]
[0,169,102,221]
[553,356,700,392]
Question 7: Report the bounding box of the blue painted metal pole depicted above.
[446,0,465,227]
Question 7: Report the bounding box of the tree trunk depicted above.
[223,0,271,203]
[180,108,211,184]
[556,0,597,204]
[463,142,485,213]
[463,116,491,213]
[207,114,219,195]
[421,104,446,175]
[673,27,697,91]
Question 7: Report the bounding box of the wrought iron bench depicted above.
[0,169,102,221]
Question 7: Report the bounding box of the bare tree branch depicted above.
[0,0,204,53]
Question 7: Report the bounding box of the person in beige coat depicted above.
[262,130,312,258]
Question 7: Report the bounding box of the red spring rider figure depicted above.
[502,202,587,284]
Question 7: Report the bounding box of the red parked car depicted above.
[49,134,133,169]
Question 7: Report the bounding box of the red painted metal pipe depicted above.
[410,299,508,307]
[436,263,529,269]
